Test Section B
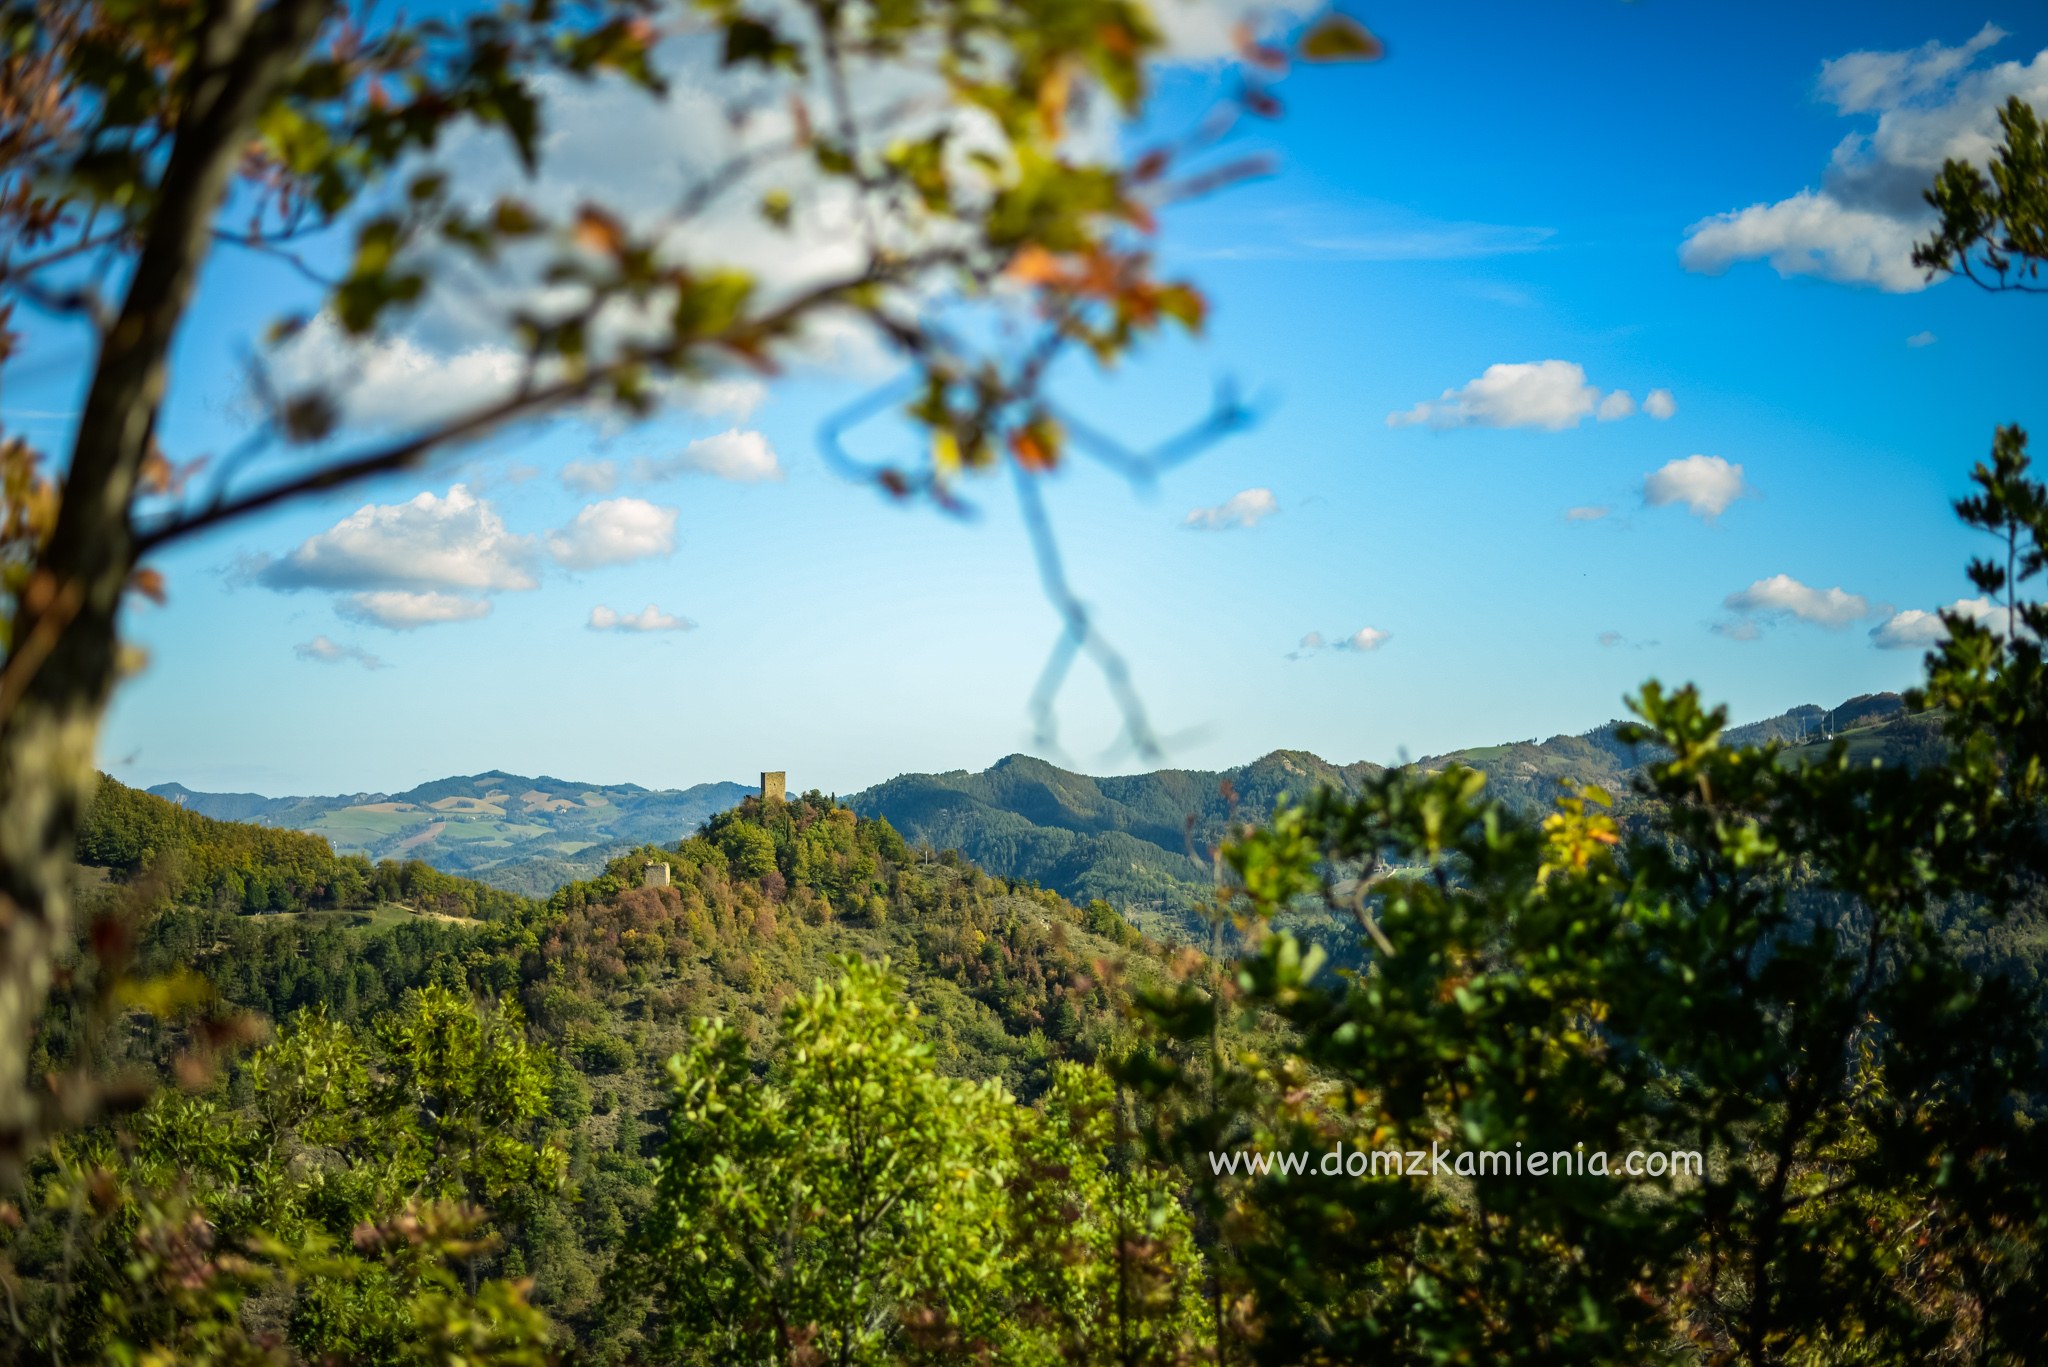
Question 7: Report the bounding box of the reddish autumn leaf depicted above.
[573,205,627,256]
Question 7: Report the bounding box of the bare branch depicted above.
[1011,459,1161,762]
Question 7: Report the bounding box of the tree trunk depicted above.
[0,0,327,1164]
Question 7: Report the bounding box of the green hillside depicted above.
[852,693,1923,939]
[149,770,755,896]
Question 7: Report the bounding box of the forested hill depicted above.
[71,777,1170,1097]
[847,749,1382,930]
[23,785,1185,1360]
[852,691,1927,937]
[79,774,532,918]
[147,770,753,895]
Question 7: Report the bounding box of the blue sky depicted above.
[15,1,2045,796]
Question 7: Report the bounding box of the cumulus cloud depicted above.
[259,485,537,593]
[547,498,680,569]
[1907,330,1938,347]
[265,316,527,431]
[269,312,773,435]
[1184,488,1279,530]
[338,590,494,630]
[1387,361,1667,432]
[1565,505,1612,522]
[633,429,785,483]
[1643,455,1753,520]
[1298,631,1326,650]
[293,635,386,669]
[1681,25,2048,292]
[1682,193,1928,291]
[1870,595,1998,648]
[1643,388,1678,420]
[1722,574,1875,631]
[589,603,695,632]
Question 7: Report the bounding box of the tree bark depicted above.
[0,0,327,1163]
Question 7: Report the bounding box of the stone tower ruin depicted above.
[761,771,787,803]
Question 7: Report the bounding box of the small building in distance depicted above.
[643,862,671,889]
[761,770,787,803]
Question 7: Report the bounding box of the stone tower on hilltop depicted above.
[760,771,786,803]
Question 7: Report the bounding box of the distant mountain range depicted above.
[152,692,1931,920]
[149,771,752,897]
[850,692,1942,937]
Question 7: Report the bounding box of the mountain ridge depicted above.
[148,692,1916,923]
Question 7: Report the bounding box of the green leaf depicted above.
[1299,13,1384,62]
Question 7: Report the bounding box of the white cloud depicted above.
[267,315,526,431]
[1681,25,2048,292]
[560,459,619,494]
[1149,0,1321,61]
[1597,391,1636,421]
[293,635,386,669]
[1819,24,2006,114]
[270,312,773,436]
[338,590,494,630]
[589,603,695,632]
[1184,487,1279,530]
[547,497,680,569]
[1336,627,1390,652]
[1870,595,1997,648]
[1288,625,1388,658]
[1643,388,1678,420]
[634,429,784,483]
[1681,192,1929,291]
[1597,631,1623,648]
[1565,505,1611,522]
[1388,361,1662,432]
[1643,455,1753,520]
[1907,330,1938,347]
[260,484,537,593]
[1723,574,1874,629]
[686,377,771,420]
[561,430,782,493]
